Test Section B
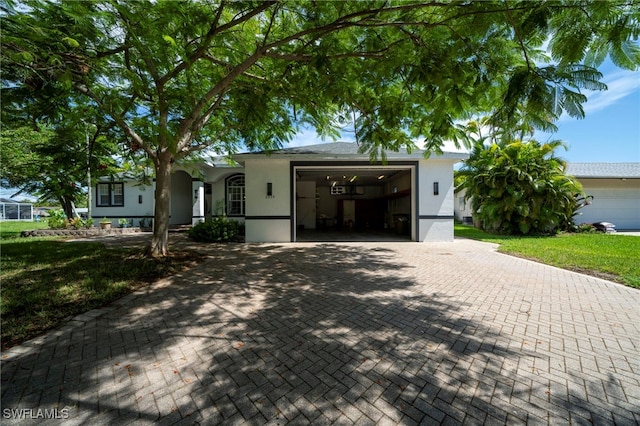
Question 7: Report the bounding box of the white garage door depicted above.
[576,187,640,230]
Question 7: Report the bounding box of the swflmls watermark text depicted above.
[2,408,70,420]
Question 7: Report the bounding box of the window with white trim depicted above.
[96,183,124,207]
[226,174,245,216]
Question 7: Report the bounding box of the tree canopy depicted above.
[0,85,127,218]
[2,0,639,255]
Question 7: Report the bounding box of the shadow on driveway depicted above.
[2,237,638,424]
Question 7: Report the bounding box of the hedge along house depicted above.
[453,162,640,231]
[92,142,468,241]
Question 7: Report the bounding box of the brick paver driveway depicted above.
[2,237,639,425]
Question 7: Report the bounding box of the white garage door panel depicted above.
[578,188,640,230]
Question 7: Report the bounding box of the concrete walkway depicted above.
[2,236,639,425]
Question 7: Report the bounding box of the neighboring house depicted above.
[0,197,33,221]
[453,162,640,231]
[566,163,640,230]
[454,190,473,225]
[92,142,468,242]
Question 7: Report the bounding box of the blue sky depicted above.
[535,62,640,163]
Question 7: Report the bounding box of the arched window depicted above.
[225,174,245,216]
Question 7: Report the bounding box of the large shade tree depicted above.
[1,125,90,218]
[0,88,123,219]
[2,1,638,256]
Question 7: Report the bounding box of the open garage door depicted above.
[293,165,415,242]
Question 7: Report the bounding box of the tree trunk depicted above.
[147,152,173,257]
[61,197,75,220]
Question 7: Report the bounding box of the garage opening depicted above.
[293,165,415,242]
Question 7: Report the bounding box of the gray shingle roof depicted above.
[272,141,417,157]
[566,163,640,178]
[236,141,467,160]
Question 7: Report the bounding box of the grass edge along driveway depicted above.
[454,224,639,289]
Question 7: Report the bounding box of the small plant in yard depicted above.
[69,217,86,230]
[47,213,94,230]
[575,223,596,234]
[99,217,112,230]
[188,217,243,242]
[47,209,67,229]
[118,218,129,228]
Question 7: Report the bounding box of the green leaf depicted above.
[162,35,176,47]
[12,51,34,63]
[61,37,80,48]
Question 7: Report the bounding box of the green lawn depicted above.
[0,220,49,239]
[455,224,640,288]
[0,221,203,349]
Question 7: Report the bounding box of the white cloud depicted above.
[578,69,639,116]
[413,137,470,154]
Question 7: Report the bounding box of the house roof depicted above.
[234,141,468,161]
[566,163,640,179]
[0,197,31,204]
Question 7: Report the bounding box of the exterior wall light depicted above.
[433,182,439,195]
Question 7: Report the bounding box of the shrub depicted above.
[456,139,583,235]
[69,217,85,229]
[47,209,67,229]
[575,223,596,233]
[188,217,242,242]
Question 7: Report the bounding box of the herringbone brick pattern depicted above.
[2,237,639,424]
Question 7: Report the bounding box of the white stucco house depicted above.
[566,163,640,230]
[92,142,467,242]
[454,162,640,230]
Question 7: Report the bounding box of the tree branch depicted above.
[503,0,531,70]
[158,1,276,87]
[263,50,387,61]
[95,44,130,59]
[177,86,230,152]
[74,83,152,159]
